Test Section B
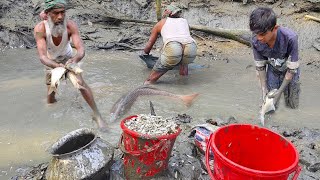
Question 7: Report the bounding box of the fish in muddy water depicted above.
[65,63,83,74]
[48,67,67,95]
[110,86,199,122]
[260,89,277,126]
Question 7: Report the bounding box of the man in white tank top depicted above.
[143,3,197,85]
[34,0,107,130]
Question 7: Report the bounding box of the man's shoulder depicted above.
[66,20,79,31]
[67,20,78,27]
[34,21,46,32]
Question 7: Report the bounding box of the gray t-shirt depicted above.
[252,27,299,72]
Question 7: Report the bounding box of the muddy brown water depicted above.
[0,46,319,178]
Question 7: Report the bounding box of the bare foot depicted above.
[92,114,108,132]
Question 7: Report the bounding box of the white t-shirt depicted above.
[161,17,195,46]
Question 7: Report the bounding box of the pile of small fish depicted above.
[124,114,179,136]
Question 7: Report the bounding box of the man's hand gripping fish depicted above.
[48,63,84,94]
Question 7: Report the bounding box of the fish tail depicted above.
[180,93,199,107]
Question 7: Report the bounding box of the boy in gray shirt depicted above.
[250,7,300,108]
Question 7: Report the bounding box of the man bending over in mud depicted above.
[34,0,107,130]
[250,7,300,109]
[143,3,197,84]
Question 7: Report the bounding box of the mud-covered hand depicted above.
[140,50,150,56]
[268,78,291,103]
[257,69,268,102]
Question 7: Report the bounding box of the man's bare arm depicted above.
[34,22,63,68]
[144,19,165,54]
[67,20,85,64]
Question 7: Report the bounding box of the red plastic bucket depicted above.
[206,124,301,180]
[119,115,181,179]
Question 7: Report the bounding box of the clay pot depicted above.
[45,128,114,180]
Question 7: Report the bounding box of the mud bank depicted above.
[0,0,320,50]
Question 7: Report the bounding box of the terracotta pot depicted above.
[45,128,114,180]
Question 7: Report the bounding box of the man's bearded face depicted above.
[47,8,67,37]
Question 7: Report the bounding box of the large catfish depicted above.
[110,86,199,122]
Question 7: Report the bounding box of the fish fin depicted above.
[180,93,199,107]
[149,101,156,116]
[139,85,162,91]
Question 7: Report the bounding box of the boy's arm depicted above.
[253,44,268,102]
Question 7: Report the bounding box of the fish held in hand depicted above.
[48,67,67,95]
[260,89,277,126]
[65,63,83,74]
[110,86,199,122]
[67,72,85,90]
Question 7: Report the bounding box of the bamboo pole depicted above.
[102,15,252,46]
[190,25,251,46]
[156,0,162,21]
[305,15,320,23]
